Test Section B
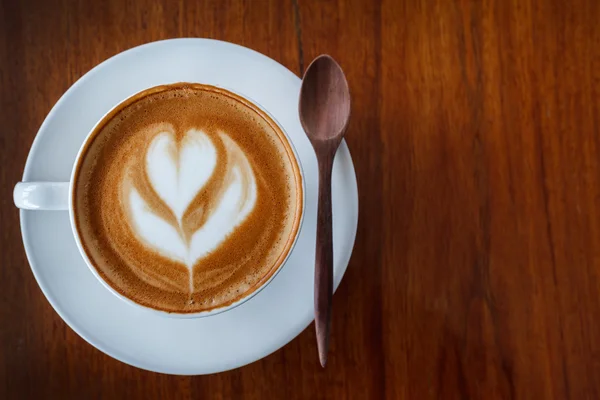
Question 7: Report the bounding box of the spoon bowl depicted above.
[300,55,351,143]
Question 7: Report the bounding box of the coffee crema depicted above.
[73,84,303,313]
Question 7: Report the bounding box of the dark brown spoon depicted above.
[299,55,351,367]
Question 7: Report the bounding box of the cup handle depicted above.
[13,182,70,210]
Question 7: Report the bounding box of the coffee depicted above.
[73,84,303,313]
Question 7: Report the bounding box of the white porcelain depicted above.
[14,182,69,210]
[16,38,358,374]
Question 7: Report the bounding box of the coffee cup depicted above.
[14,83,305,318]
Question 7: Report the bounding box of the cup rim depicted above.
[67,83,306,319]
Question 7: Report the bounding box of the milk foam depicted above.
[125,129,257,278]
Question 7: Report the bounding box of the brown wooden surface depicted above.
[1,0,599,398]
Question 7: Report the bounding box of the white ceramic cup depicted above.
[14,85,305,318]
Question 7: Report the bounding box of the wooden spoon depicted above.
[299,55,351,367]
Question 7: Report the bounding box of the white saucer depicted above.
[19,39,358,375]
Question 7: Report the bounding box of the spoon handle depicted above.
[315,150,335,367]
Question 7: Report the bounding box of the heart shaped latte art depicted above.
[123,125,257,281]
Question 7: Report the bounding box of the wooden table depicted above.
[1,0,599,398]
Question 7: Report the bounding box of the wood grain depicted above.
[1,0,600,398]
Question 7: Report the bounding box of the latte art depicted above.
[123,126,257,290]
[73,84,302,313]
